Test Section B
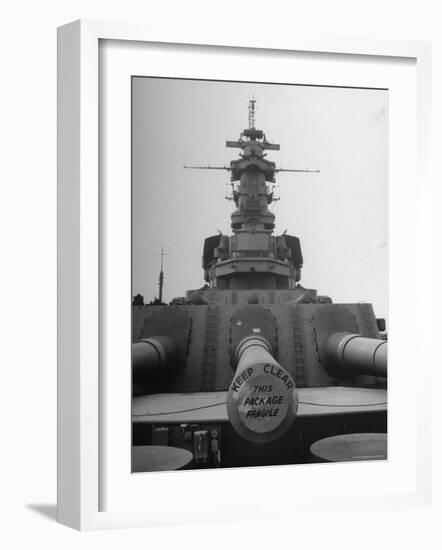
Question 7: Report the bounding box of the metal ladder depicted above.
[201,305,220,391]
[291,307,307,387]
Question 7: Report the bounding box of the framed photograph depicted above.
[57,20,432,530]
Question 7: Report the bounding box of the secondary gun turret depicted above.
[132,336,181,383]
[321,332,387,378]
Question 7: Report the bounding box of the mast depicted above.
[248,98,256,129]
[158,247,164,304]
[153,246,171,304]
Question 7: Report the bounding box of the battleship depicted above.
[131,99,387,472]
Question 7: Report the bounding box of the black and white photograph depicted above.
[131,76,388,473]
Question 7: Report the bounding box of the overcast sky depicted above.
[132,77,388,320]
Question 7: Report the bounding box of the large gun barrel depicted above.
[322,332,387,378]
[132,336,180,383]
[226,335,298,443]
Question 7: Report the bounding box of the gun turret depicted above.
[226,334,298,443]
[321,332,387,378]
[132,307,192,391]
[132,336,181,383]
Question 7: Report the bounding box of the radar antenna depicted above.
[276,168,320,173]
[184,165,230,171]
[183,99,320,204]
[248,98,256,129]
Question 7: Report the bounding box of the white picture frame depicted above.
[57,19,432,531]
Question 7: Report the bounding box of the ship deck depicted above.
[133,386,387,424]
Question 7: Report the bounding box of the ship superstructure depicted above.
[202,99,306,292]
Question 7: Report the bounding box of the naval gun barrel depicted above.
[226,335,298,443]
[323,332,387,378]
[234,335,281,374]
[132,336,180,383]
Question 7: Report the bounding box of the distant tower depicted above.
[158,247,165,304]
[132,293,144,306]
